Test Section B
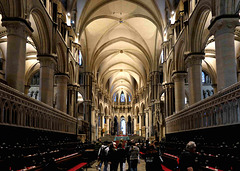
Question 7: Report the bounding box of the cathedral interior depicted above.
[0,0,240,170]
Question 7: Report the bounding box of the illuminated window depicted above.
[120,92,125,102]
[113,93,116,102]
[129,95,131,102]
[78,50,82,66]
[160,50,164,64]
[202,71,205,83]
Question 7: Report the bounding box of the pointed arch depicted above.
[56,43,67,73]
[29,8,51,54]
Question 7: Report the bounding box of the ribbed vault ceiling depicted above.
[78,0,163,100]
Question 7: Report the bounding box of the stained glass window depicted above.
[114,93,116,102]
[120,92,125,102]
[129,95,131,102]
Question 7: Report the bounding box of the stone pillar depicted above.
[149,107,152,137]
[118,116,121,134]
[164,83,175,116]
[83,72,93,140]
[101,113,105,129]
[139,113,142,136]
[145,109,149,139]
[91,107,96,141]
[67,85,74,116]
[209,16,239,91]
[55,73,69,112]
[150,71,160,100]
[212,84,217,94]
[172,71,187,113]
[24,85,31,95]
[84,100,92,139]
[106,116,110,134]
[134,115,137,134]
[2,18,33,92]
[38,55,56,106]
[186,53,204,105]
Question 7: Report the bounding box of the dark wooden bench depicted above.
[162,152,180,170]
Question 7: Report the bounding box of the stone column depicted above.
[55,73,69,112]
[101,113,105,129]
[84,100,92,139]
[164,83,175,116]
[186,53,204,105]
[2,18,33,92]
[24,85,31,95]
[212,84,217,94]
[134,115,137,134]
[209,16,239,91]
[83,72,93,140]
[91,107,96,141]
[106,116,110,134]
[172,71,187,113]
[145,109,149,139]
[150,71,160,100]
[139,113,142,136]
[149,107,152,137]
[67,85,74,116]
[38,55,56,106]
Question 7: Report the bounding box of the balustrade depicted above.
[166,82,240,133]
[0,82,76,134]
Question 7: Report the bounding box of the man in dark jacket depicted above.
[116,143,126,171]
[125,140,131,171]
[145,144,163,171]
[179,141,198,171]
[108,142,118,171]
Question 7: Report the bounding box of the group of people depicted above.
[94,138,199,171]
[95,139,164,171]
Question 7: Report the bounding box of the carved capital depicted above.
[209,16,239,36]
[172,71,187,82]
[55,73,69,84]
[37,55,57,69]
[185,52,205,67]
[2,18,33,39]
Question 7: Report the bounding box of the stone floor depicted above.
[88,159,146,171]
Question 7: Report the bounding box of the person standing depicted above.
[116,143,126,171]
[145,144,163,171]
[179,141,198,171]
[125,140,131,171]
[129,142,140,171]
[108,142,118,171]
[95,139,102,170]
[97,141,109,171]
